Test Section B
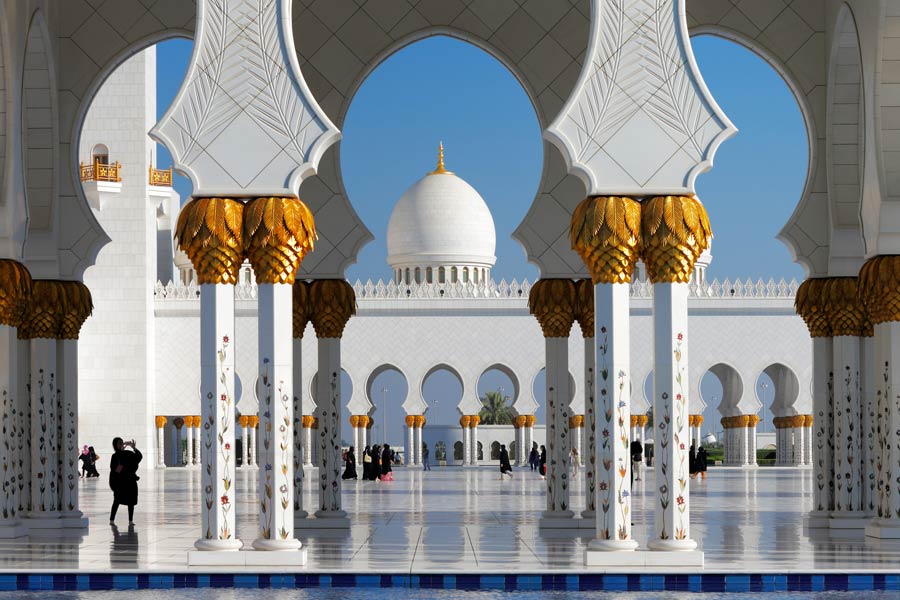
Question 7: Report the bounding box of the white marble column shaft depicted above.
[303,425,312,467]
[157,425,166,468]
[747,424,757,466]
[315,337,345,519]
[29,338,58,519]
[0,325,22,535]
[471,425,479,464]
[253,284,301,550]
[406,424,414,466]
[866,323,900,538]
[462,424,470,466]
[241,424,249,467]
[57,339,83,524]
[185,422,194,469]
[17,339,29,515]
[861,336,877,515]
[832,336,864,522]
[194,283,241,551]
[248,426,256,467]
[543,336,572,520]
[193,423,201,466]
[292,340,306,521]
[414,425,423,465]
[810,337,834,528]
[589,282,635,550]
[648,283,696,551]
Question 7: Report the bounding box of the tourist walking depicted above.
[697,446,709,480]
[689,444,698,479]
[528,443,539,472]
[79,445,90,477]
[342,446,358,480]
[86,446,101,478]
[422,443,431,471]
[499,444,513,480]
[381,444,394,481]
[109,437,142,525]
[362,445,372,480]
[539,445,547,480]
[570,446,580,474]
[370,445,381,481]
[630,438,643,485]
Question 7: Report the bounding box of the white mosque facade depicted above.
[77,49,812,472]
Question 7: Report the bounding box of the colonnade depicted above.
[773,416,813,466]
[156,415,201,467]
[795,271,891,534]
[0,261,93,537]
[174,196,356,564]
[524,195,710,564]
[720,416,759,466]
[688,415,703,450]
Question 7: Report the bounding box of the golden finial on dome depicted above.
[428,142,453,175]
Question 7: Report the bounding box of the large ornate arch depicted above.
[420,363,466,416]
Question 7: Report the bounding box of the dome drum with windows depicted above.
[387,144,496,286]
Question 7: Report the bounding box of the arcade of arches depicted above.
[0,0,897,570]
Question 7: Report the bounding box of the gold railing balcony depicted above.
[149,165,173,187]
[80,161,122,183]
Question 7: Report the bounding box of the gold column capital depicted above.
[640,195,711,283]
[0,259,32,328]
[791,415,806,428]
[309,279,356,338]
[243,196,317,284]
[58,281,93,339]
[804,414,814,427]
[175,197,244,284]
[18,280,67,340]
[574,278,595,338]
[514,415,527,428]
[460,415,470,428]
[405,415,416,427]
[795,278,832,337]
[470,415,480,427]
[525,415,536,427]
[350,415,360,428]
[301,415,314,428]
[859,255,900,325]
[293,280,311,339]
[823,277,871,337]
[569,415,584,428]
[637,414,648,428]
[748,415,760,427]
[240,415,250,428]
[528,278,577,338]
[570,195,642,284]
[364,417,373,429]
[155,416,168,429]
[414,415,425,427]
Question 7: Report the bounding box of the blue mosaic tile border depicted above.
[0,573,896,593]
[0,573,900,592]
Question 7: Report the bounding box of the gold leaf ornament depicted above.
[858,255,900,325]
[18,280,68,340]
[243,197,317,285]
[640,196,711,283]
[292,280,311,339]
[822,277,871,337]
[528,279,577,338]
[58,281,93,340]
[570,196,641,284]
[309,279,356,339]
[794,278,832,337]
[0,259,32,328]
[175,198,245,284]
[574,278,595,337]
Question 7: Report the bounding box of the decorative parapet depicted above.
[80,161,121,182]
[149,165,173,187]
[154,276,800,302]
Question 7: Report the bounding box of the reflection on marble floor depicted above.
[3,466,900,573]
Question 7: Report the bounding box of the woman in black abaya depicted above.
[342,446,358,480]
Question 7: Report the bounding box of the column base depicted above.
[25,512,62,527]
[829,511,870,529]
[808,510,832,529]
[58,512,88,529]
[647,539,698,552]
[865,518,900,539]
[586,548,704,568]
[587,538,639,552]
[252,538,303,551]
[193,539,244,552]
[581,510,595,521]
[539,511,577,529]
[189,548,306,566]
[294,510,309,524]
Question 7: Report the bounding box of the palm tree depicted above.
[479,389,513,425]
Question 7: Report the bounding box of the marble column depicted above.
[252,279,302,551]
[292,282,310,524]
[239,416,250,467]
[862,336,877,514]
[513,418,524,466]
[470,417,480,464]
[524,417,535,467]
[26,333,59,522]
[0,321,24,537]
[810,338,835,527]
[57,307,90,529]
[529,279,577,527]
[792,418,805,466]
[302,417,312,467]
[460,418,470,465]
[648,282,697,552]
[747,416,759,466]
[17,338,30,516]
[831,333,866,527]
[805,416,814,466]
[414,417,425,465]
[248,417,258,467]
[570,415,584,467]
[194,283,241,551]
[405,416,415,465]
[309,279,354,525]
[156,417,167,468]
[184,417,194,469]
[589,280,637,551]
[173,418,184,467]
[193,416,201,466]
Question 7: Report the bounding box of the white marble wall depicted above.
[77,48,170,461]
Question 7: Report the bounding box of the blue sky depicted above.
[154,34,807,444]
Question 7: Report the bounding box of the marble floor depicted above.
[1,465,899,574]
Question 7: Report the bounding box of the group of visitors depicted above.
[78,445,100,478]
[348,445,395,482]
[526,443,547,479]
[689,444,708,479]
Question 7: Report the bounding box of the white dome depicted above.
[387,147,496,270]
